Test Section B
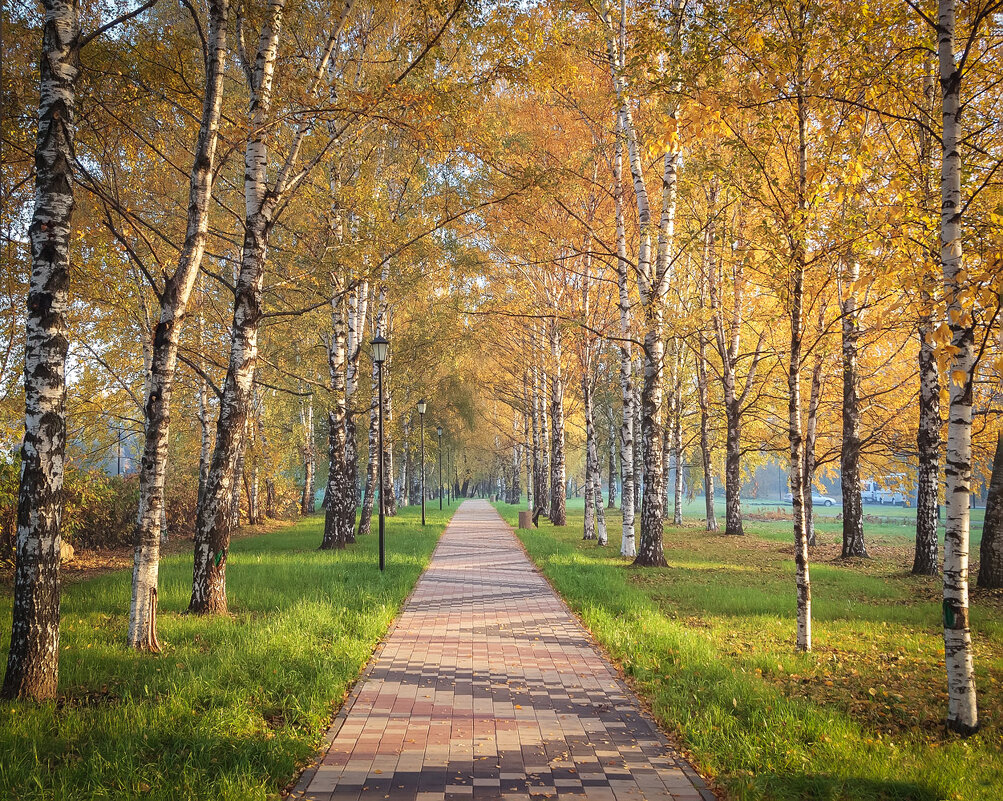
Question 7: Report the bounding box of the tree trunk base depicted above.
[632,554,668,568]
[188,600,228,616]
[319,541,346,550]
[946,718,979,737]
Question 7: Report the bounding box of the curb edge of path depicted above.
[284,510,459,800]
[499,505,721,801]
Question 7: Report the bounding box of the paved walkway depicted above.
[295,500,713,801]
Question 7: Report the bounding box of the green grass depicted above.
[0,503,455,800]
[665,496,984,546]
[498,497,1003,801]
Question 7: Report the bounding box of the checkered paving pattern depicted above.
[294,500,714,801]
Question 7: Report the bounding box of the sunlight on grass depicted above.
[498,499,1003,801]
[0,504,455,801]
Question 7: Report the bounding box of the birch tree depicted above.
[839,256,867,558]
[696,181,719,531]
[932,0,984,734]
[3,0,161,697]
[300,394,316,515]
[1,0,80,701]
[708,221,763,537]
[321,292,349,549]
[125,0,228,650]
[343,279,369,539]
[548,314,567,526]
[190,0,355,613]
[598,0,685,566]
[913,71,942,577]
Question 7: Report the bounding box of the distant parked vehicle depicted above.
[862,478,906,505]
[784,491,838,507]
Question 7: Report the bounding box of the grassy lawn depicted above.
[666,496,984,546]
[0,503,455,800]
[497,497,1003,801]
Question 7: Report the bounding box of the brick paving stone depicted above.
[293,501,712,801]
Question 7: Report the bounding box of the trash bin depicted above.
[518,510,533,529]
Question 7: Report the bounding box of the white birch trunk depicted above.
[549,317,567,526]
[593,454,608,546]
[300,396,316,515]
[697,185,718,531]
[710,228,761,537]
[938,0,978,734]
[231,418,247,530]
[190,0,285,615]
[524,399,532,511]
[804,340,823,549]
[198,376,212,506]
[915,71,941,577]
[584,388,607,545]
[2,0,78,700]
[607,414,617,510]
[197,290,213,509]
[633,358,643,514]
[790,82,811,653]
[510,413,522,504]
[255,389,275,518]
[357,356,379,537]
[344,280,369,540]
[529,361,541,513]
[322,292,349,548]
[401,416,412,506]
[583,376,596,540]
[247,398,259,525]
[840,259,866,557]
[671,346,684,526]
[539,333,550,516]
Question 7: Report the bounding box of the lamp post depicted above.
[417,399,427,526]
[437,426,443,509]
[372,334,389,570]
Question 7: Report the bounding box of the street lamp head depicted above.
[371,334,389,364]
[417,398,427,415]
[437,426,443,437]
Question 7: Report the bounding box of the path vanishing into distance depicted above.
[294,500,714,801]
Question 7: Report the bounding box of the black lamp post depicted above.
[417,399,427,526]
[437,426,443,509]
[372,333,389,570]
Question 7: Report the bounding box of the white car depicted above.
[784,491,837,507]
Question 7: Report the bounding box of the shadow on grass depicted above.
[752,773,940,801]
